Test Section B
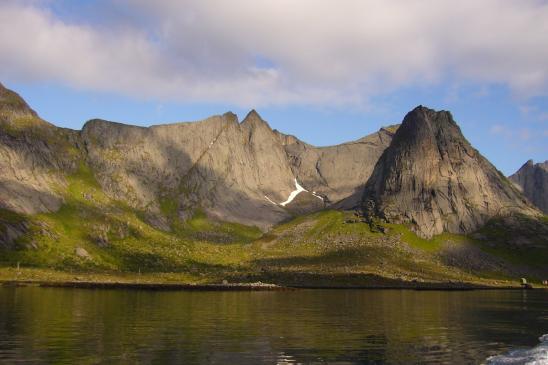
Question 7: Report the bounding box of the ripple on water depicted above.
[486,334,548,365]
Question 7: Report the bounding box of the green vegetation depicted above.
[1,164,546,287]
[381,124,400,134]
[0,208,26,224]
[159,197,178,217]
[382,223,466,252]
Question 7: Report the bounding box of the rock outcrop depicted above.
[509,160,548,213]
[361,106,539,238]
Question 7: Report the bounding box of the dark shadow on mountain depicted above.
[0,180,67,250]
[80,118,291,234]
[0,207,30,250]
[251,247,380,267]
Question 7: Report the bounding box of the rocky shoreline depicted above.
[1,279,541,291]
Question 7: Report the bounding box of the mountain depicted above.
[0,82,393,233]
[509,160,548,213]
[0,83,80,215]
[1,83,546,284]
[361,106,539,238]
[282,125,397,209]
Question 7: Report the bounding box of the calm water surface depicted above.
[0,287,546,364]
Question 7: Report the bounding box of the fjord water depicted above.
[0,288,546,364]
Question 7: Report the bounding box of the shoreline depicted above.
[1,279,543,291]
[0,280,291,291]
[1,267,545,291]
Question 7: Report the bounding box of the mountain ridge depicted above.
[509,160,548,214]
[1,83,546,285]
[0,84,396,232]
[0,85,541,235]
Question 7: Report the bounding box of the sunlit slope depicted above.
[1,164,546,287]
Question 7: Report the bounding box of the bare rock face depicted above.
[362,106,539,238]
[509,160,548,214]
[81,111,294,230]
[79,108,392,230]
[0,220,29,249]
[0,83,80,215]
[282,126,397,208]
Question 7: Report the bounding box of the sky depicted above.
[0,0,547,175]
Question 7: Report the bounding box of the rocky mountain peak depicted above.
[362,106,538,238]
[391,105,472,156]
[241,109,271,130]
[509,160,548,213]
[222,111,239,125]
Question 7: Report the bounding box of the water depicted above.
[486,334,548,364]
[0,288,546,364]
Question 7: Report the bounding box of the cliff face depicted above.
[81,111,293,229]
[0,83,81,215]
[361,106,538,238]
[282,126,396,208]
[0,84,392,231]
[79,110,394,230]
[509,160,548,213]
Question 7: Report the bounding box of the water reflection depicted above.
[0,288,546,364]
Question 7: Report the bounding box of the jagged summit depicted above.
[241,109,271,130]
[362,105,538,238]
[510,160,548,213]
[243,109,261,120]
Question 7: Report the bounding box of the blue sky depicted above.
[1,1,547,175]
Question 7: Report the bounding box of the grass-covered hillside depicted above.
[1,158,547,287]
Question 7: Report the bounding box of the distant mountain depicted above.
[509,160,548,213]
[361,106,538,238]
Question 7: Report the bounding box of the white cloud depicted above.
[1,0,547,107]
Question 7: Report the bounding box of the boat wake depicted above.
[486,334,548,364]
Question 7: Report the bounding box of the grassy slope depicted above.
[1,164,547,286]
[0,162,262,277]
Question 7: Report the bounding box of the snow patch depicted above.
[311,191,324,201]
[486,334,548,365]
[266,179,324,207]
[280,178,307,206]
[264,195,278,205]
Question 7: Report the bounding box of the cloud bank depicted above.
[1,0,547,107]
